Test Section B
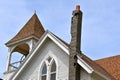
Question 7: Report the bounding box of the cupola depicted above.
[5,13,45,72]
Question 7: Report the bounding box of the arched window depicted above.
[50,60,56,80]
[41,63,47,80]
[41,57,56,80]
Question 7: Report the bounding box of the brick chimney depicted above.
[69,5,82,80]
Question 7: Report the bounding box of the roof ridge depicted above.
[95,55,120,61]
[33,13,38,34]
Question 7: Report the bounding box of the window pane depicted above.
[42,63,47,74]
[50,73,56,80]
[42,75,46,80]
[51,61,56,72]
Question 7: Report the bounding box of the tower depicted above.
[4,13,45,77]
[69,5,83,80]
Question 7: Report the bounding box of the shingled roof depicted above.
[6,13,45,45]
[95,55,120,80]
[80,54,115,80]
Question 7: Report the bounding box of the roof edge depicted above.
[5,35,39,47]
[10,30,69,80]
[77,55,94,74]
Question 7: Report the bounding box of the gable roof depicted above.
[10,30,69,80]
[6,13,45,45]
[95,55,120,80]
[78,54,115,80]
[9,30,115,80]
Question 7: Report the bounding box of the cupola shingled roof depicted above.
[6,13,45,45]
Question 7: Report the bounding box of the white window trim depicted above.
[39,56,57,80]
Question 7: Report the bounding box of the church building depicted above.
[2,5,118,80]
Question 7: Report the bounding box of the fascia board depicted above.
[94,71,110,80]
[77,55,94,74]
[6,36,39,47]
[47,31,69,55]
[11,35,48,80]
[77,55,111,80]
[11,31,69,80]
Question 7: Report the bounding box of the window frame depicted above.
[41,62,47,80]
[40,57,57,80]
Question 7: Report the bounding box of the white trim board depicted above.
[11,30,69,80]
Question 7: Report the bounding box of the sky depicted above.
[0,0,120,78]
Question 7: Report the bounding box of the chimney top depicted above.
[76,5,80,10]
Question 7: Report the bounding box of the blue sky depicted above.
[0,0,120,78]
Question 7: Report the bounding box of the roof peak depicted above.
[6,13,45,45]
